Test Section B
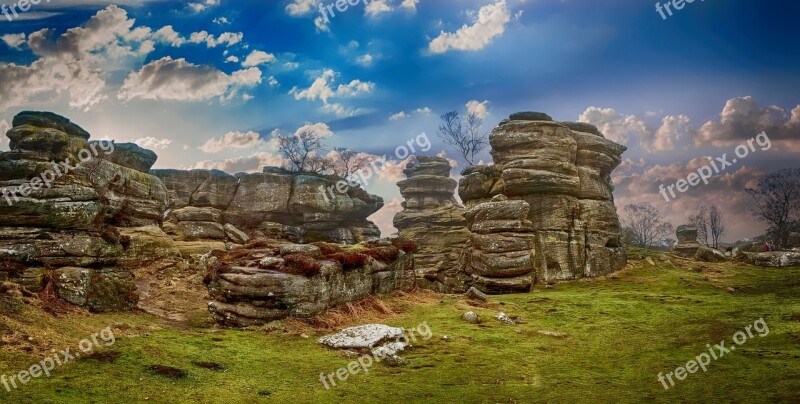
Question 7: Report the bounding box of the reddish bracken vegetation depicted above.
[391,237,418,253]
[283,253,322,276]
[330,251,371,270]
[311,242,344,256]
[364,246,400,262]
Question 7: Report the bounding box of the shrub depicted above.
[364,246,400,262]
[330,251,370,270]
[391,237,418,253]
[283,254,322,277]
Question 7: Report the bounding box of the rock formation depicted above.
[397,112,628,293]
[206,241,415,326]
[674,225,701,257]
[152,167,383,245]
[393,156,471,292]
[0,112,174,311]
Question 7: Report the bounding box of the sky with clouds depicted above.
[0,0,798,241]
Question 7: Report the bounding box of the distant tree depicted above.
[708,205,726,249]
[277,130,325,173]
[438,111,488,166]
[745,169,800,249]
[689,204,725,248]
[621,202,674,249]
[331,147,371,179]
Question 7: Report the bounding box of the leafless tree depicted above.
[621,202,674,249]
[277,130,325,173]
[746,168,800,249]
[331,147,371,179]
[708,205,726,249]
[438,111,488,166]
[689,206,710,246]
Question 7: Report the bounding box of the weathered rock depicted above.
[465,286,488,302]
[53,267,138,312]
[462,311,480,324]
[95,142,157,172]
[13,111,91,140]
[224,223,250,244]
[695,246,727,263]
[508,111,553,122]
[741,251,800,267]
[318,324,405,350]
[674,225,701,257]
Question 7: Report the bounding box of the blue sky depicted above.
[1,0,799,240]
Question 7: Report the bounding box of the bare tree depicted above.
[708,204,726,249]
[746,168,800,249]
[689,206,710,246]
[621,202,674,249]
[438,111,489,166]
[277,130,325,173]
[331,147,371,179]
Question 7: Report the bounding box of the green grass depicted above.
[1,252,799,403]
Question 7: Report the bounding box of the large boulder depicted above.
[674,225,701,257]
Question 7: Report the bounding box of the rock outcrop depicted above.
[206,241,415,326]
[459,113,627,289]
[393,157,471,292]
[394,113,628,293]
[674,225,701,257]
[152,168,383,245]
[0,112,175,311]
[738,251,800,267]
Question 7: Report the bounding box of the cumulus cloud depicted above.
[118,57,261,102]
[466,99,490,119]
[365,0,393,17]
[188,30,243,48]
[242,50,276,67]
[695,96,800,150]
[193,151,286,174]
[286,0,317,16]
[294,122,333,138]
[200,131,265,153]
[642,114,691,153]
[188,0,220,13]
[289,69,374,116]
[1,33,27,49]
[389,111,409,121]
[400,0,420,12]
[133,136,172,150]
[578,106,648,145]
[429,0,510,54]
[390,107,432,121]
[367,198,403,237]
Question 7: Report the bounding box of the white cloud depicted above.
[400,0,420,12]
[242,50,276,67]
[193,151,286,174]
[213,16,230,25]
[416,106,432,115]
[578,106,648,145]
[695,96,800,150]
[225,55,239,63]
[200,130,264,153]
[355,53,374,66]
[118,57,261,102]
[188,30,243,48]
[286,0,317,16]
[390,111,409,120]
[267,76,279,87]
[644,114,690,153]
[153,26,185,47]
[314,15,330,32]
[294,122,333,138]
[429,0,510,54]
[1,33,26,49]
[365,0,393,17]
[289,69,375,106]
[133,136,172,150]
[466,100,490,119]
[188,0,220,13]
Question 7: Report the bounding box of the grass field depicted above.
[1,249,799,403]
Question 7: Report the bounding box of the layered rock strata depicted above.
[206,242,415,326]
[152,168,383,245]
[674,225,701,257]
[0,112,174,311]
[393,157,471,292]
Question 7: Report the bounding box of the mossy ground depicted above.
[1,249,799,403]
